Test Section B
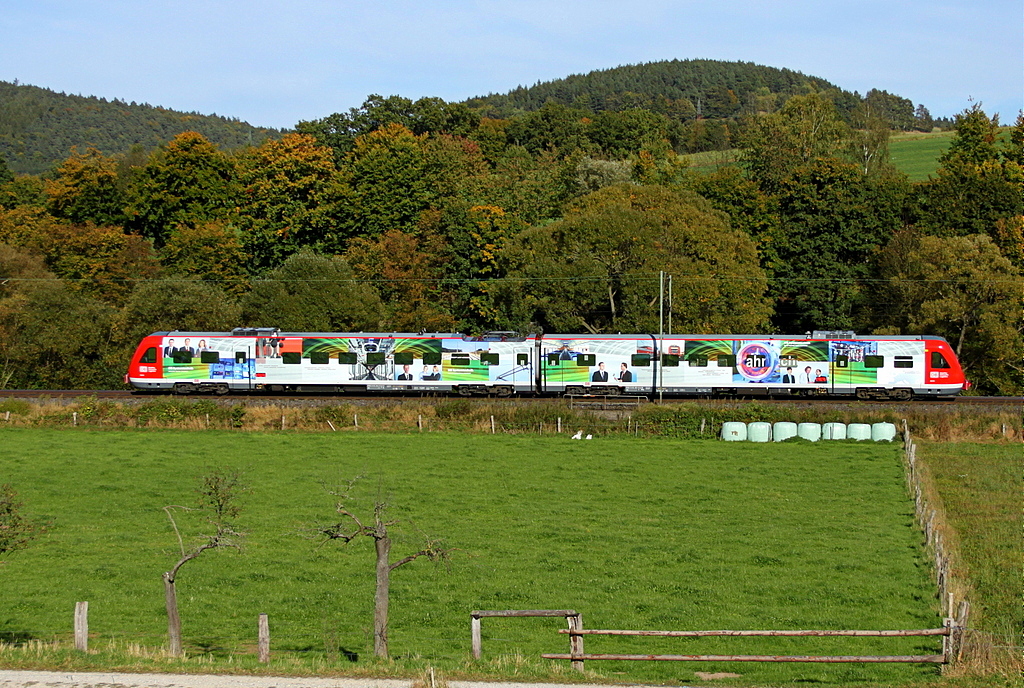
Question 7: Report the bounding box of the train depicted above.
[126,328,968,400]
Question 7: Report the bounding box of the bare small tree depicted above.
[315,479,453,659]
[163,469,245,657]
[0,484,43,562]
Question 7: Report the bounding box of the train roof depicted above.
[145,330,951,344]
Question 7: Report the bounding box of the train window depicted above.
[366,352,385,366]
[716,354,736,368]
[576,353,595,367]
[662,354,680,367]
[930,351,951,369]
[235,352,247,364]
[547,353,561,365]
[516,353,529,366]
[309,352,330,365]
[172,350,193,364]
[481,353,500,365]
[864,355,884,368]
[631,353,651,367]
[338,352,358,364]
[200,351,220,364]
[451,355,471,367]
[394,351,414,365]
[282,352,301,364]
[894,356,914,369]
[834,354,849,368]
[140,347,157,363]
[422,351,441,365]
[687,355,708,367]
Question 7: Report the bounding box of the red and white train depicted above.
[126,328,967,400]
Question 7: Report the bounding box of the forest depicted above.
[0,62,1021,394]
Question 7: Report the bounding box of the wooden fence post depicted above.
[418,415,423,432]
[258,613,270,663]
[471,614,482,659]
[490,416,495,434]
[74,601,88,652]
[568,612,584,672]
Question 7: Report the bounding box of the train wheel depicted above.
[891,388,913,401]
[173,382,196,395]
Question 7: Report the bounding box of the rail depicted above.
[541,622,954,670]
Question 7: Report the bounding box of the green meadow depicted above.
[920,442,1022,642]
[1,429,945,686]
[682,130,963,181]
[887,132,955,182]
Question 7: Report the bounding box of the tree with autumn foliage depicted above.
[234,133,345,271]
[345,229,456,332]
[44,147,127,226]
[0,206,160,305]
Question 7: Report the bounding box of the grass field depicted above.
[918,442,1022,645]
[0,428,946,686]
[681,129,968,181]
[887,132,955,182]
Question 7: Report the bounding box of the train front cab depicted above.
[125,334,172,392]
[920,338,968,397]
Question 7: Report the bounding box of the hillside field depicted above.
[683,130,959,181]
[1,429,946,686]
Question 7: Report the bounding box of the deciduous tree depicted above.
[345,229,456,332]
[915,105,1024,239]
[159,221,250,295]
[162,469,246,657]
[314,478,453,659]
[116,278,242,348]
[873,231,1024,394]
[234,133,344,271]
[497,184,771,334]
[44,147,126,226]
[241,250,382,332]
[125,132,237,247]
[771,158,907,332]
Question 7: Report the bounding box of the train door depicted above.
[235,344,253,391]
[832,352,851,393]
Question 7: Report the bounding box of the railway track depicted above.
[1,389,1021,409]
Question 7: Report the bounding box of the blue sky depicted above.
[2,0,1021,130]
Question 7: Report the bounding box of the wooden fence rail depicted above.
[471,610,583,671]
[542,623,953,668]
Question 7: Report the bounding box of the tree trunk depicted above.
[373,535,391,658]
[163,572,183,657]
